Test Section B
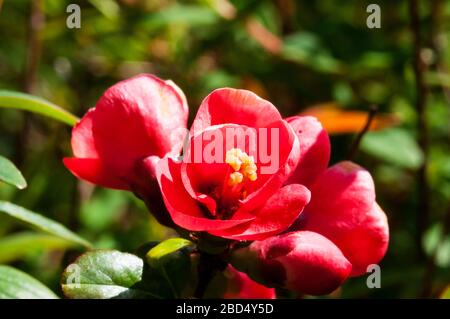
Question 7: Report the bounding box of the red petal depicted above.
[72,108,98,158]
[223,265,275,299]
[180,162,228,215]
[63,158,129,190]
[91,74,188,179]
[330,202,389,276]
[191,88,282,135]
[156,157,254,231]
[299,161,389,276]
[285,116,330,187]
[209,184,310,241]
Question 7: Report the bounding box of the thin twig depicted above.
[17,0,45,166]
[408,0,430,263]
[24,0,44,93]
[347,105,378,160]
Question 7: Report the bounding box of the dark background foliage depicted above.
[0,0,448,298]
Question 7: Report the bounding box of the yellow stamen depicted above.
[225,148,258,185]
[228,172,243,186]
[225,148,242,171]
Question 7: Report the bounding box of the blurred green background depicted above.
[0,0,449,298]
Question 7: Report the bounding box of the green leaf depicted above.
[146,238,193,266]
[0,201,92,249]
[0,265,58,299]
[0,90,78,126]
[0,155,26,189]
[282,32,344,73]
[423,224,450,268]
[0,232,80,263]
[80,189,129,231]
[360,128,424,170]
[88,0,120,19]
[61,250,158,299]
[145,238,194,298]
[141,5,219,31]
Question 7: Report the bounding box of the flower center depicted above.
[204,148,258,220]
[225,148,257,186]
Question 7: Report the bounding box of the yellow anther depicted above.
[226,154,241,172]
[228,172,244,186]
[225,148,258,185]
[247,172,257,182]
[243,160,257,177]
[225,148,243,171]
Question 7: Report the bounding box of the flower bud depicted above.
[231,231,352,296]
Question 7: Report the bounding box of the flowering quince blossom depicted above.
[156,88,311,240]
[63,74,188,225]
[64,73,389,297]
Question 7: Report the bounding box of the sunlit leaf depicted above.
[301,104,400,134]
[0,232,79,263]
[88,0,119,19]
[360,128,424,170]
[0,201,92,249]
[0,90,78,126]
[61,250,157,299]
[0,155,26,189]
[146,238,193,266]
[0,265,58,299]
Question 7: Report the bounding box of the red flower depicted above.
[223,265,275,299]
[64,74,188,190]
[156,88,311,240]
[63,74,188,225]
